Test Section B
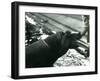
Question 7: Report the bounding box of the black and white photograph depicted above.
[11,2,97,79]
[25,12,90,68]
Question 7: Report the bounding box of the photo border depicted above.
[11,1,98,79]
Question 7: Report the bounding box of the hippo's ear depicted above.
[65,31,71,37]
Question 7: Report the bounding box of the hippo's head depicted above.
[44,31,81,58]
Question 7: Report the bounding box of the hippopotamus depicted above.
[26,31,81,68]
